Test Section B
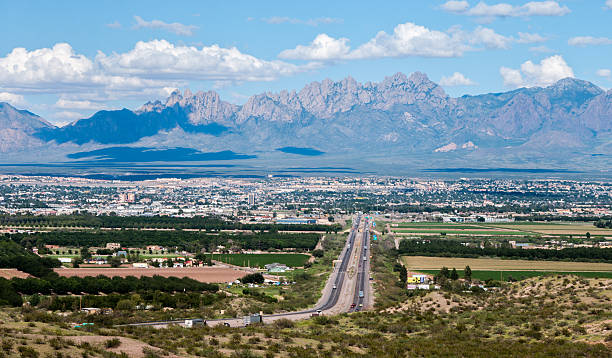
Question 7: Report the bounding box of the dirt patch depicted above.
[66,335,177,358]
[54,266,250,283]
[0,268,31,279]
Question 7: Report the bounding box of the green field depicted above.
[210,253,310,268]
[414,269,612,282]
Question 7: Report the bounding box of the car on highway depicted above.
[350,303,356,308]
[332,284,337,289]
[359,290,364,298]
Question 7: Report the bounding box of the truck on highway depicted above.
[359,290,364,298]
[243,313,262,326]
[363,256,367,261]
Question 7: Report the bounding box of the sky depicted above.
[1,0,611,125]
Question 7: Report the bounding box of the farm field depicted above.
[210,253,310,268]
[401,256,612,272]
[53,266,250,283]
[487,222,612,236]
[0,269,30,279]
[413,269,612,281]
[393,229,532,236]
[383,221,612,237]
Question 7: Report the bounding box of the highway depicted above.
[116,214,372,328]
[348,217,371,312]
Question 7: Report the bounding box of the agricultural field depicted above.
[401,256,612,272]
[210,253,310,268]
[384,220,612,238]
[53,266,250,283]
[414,269,612,281]
[487,222,612,236]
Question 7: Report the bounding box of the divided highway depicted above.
[117,214,372,328]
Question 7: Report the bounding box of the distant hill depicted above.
[1,72,611,172]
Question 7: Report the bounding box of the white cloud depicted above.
[262,17,343,26]
[55,99,107,110]
[97,39,308,81]
[500,55,574,88]
[349,22,471,58]
[133,16,198,36]
[607,0,612,9]
[279,34,350,60]
[0,40,314,110]
[281,22,524,60]
[106,21,121,29]
[439,72,476,86]
[597,69,611,78]
[516,32,547,44]
[440,1,470,12]
[443,1,570,19]
[568,36,612,46]
[0,43,97,91]
[470,26,512,49]
[0,92,26,106]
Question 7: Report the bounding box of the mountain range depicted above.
[1,72,611,174]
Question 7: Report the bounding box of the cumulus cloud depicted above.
[597,69,611,78]
[97,39,308,81]
[349,22,471,58]
[607,0,612,9]
[500,55,574,88]
[568,36,612,46]
[262,17,343,26]
[0,92,26,106]
[442,1,570,20]
[279,34,350,60]
[0,40,313,105]
[280,22,530,60]
[133,16,198,36]
[439,72,476,86]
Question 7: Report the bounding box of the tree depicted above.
[241,273,264,284]
[108,256,122,268]
[439,267,450,279]
[586,232,591,240]
[450,268,459,280]
[312,249,324,258]
[464,265,472,281]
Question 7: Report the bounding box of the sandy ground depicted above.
[66,335,178,358]
[401,256,612,271]
[53,266,250,283]
[0,268,30,279]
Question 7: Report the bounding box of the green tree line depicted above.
[398,239,612,262]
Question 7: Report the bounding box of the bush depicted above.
[105,338,121,348]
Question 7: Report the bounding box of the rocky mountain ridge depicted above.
[1,72,611,169]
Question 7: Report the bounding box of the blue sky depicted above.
[1,0,611,125]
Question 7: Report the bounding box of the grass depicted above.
[210,253,310,268]
[413,269,612,281]
[401,256,612,272]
